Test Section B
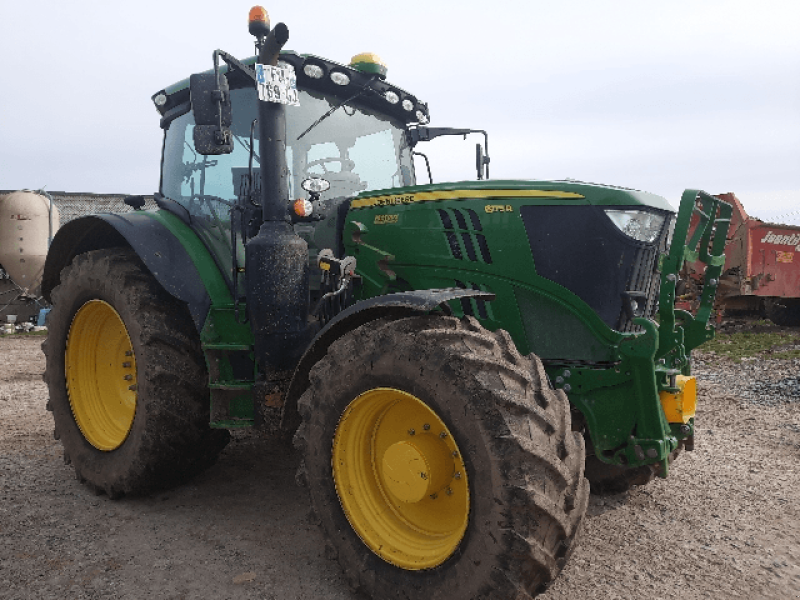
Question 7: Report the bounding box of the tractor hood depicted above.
[350,180,675,212]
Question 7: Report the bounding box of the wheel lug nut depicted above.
[454,472,461,480]
[408,429,415,436]
[122,362,132,368]
[446,487,452,496]
[439,431,447,438]
[423,423,430,431]
[123,374,133,381]
[452,451,458,457]
[128,384,137,391]
[125,351,133,357]
[430,493,438,499]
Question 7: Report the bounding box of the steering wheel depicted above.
[306,157,352,176]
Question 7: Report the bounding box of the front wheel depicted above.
[43,248,229,497]
[295,315,588,599]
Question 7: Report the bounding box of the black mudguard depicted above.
[280,288,496,433]
[41,213,211,332]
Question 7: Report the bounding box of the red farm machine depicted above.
[678,192,800,326]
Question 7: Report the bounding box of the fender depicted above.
[279,288,496,433]
[41,211,227,332]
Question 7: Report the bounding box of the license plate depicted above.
[255,64,300,106]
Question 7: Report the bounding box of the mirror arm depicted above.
[212,50,257,84]
[412,151,433,184]
[210,52,226,143]
[209,50,260,143]
[407,126,490,180]
[407,126,486,145]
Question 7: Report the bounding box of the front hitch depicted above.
[560,190,732,475]
[658,190,732,359]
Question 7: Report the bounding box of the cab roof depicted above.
[151,50,429,130]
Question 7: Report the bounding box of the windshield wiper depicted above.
[233,132,259,163]
[297,79,377,141]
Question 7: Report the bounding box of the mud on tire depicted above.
[43,248,229,497]
[295,315,589,599]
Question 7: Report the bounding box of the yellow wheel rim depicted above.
[332,388,469,570]
[65,300,137,451]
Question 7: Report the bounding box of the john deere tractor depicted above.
[41,7,731,599]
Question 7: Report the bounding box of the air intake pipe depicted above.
[245,17,310,377]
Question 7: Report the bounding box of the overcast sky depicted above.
[2,0,798,222]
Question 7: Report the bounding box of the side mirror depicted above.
[190,73,233,155]
[475,143,489,180]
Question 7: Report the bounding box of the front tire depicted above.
[296,315,588,599]
[43,248,229,497]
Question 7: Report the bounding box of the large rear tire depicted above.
[295,315,588,599]
[43,248,229,497]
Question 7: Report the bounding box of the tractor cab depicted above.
[153,52,423,292]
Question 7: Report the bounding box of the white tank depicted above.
[0,191,60,295]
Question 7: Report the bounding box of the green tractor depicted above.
[41,7,731,599]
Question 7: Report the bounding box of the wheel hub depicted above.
[65,299,137,451]
[381,435,454,503]
[332,388,469,570]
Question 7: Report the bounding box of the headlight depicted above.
[604,209,666,243]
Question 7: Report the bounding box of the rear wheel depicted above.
[43,248,229,497]
[295,315,588,599]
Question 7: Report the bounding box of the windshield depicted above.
[160,85,415,291]
[161,87,415,214]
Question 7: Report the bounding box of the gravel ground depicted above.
[1,326,798,600]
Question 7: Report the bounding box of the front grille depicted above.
[616,215,672,332]
[521,205,672,332]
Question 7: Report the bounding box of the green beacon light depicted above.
[349,52,388,79]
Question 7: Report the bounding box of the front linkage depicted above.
[547,190,732,475]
